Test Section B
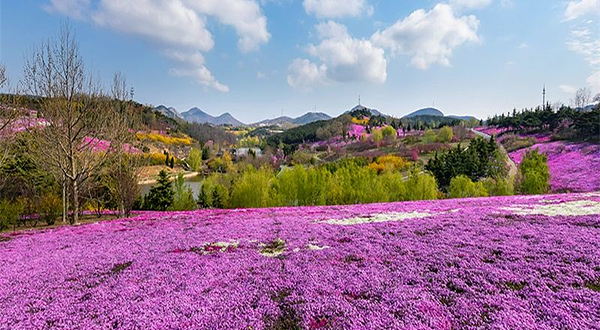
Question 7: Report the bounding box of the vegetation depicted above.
[170,173,196,211]
[143,170,174,211]
[517,150,550,195]
[448,175,488,198]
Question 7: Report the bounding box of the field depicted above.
[509,141,600,193]
[1,193,600,329]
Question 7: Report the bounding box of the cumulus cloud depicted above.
[449,0,493,10]
[43,0,90,19]
[559,84,578,94]
[564,0,600,21]
[302,0,373,18]
[587,71,600,93]
[287,59,328,90]
[371,4,480,69]
[287,21,386,89]
[43,0,270,92]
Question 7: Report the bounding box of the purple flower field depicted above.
[510,141,600,193]
[2,193,600,329]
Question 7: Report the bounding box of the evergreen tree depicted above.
[144,170,174,211]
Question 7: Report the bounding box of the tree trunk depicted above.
[72,179,79,224]
[62,181,67,223]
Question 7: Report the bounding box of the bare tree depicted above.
[0,63,21,167]
[101,72,143,217]
[23,25,121,224]
[571,87,592,109]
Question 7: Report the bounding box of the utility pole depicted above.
[542,85,546,108]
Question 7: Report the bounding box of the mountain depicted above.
[180,107,245,126]
[252,112,331,127]
[448,115,479,121]
[346,104,384,117]
[402,107,444,118]
[154,105,181,120]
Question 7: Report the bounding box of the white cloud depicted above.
[449,0,492,10]
[371,4,480,69]
[287,21,386,89]
[559,84,578,94]
[518,42,528,49]
[567,29,600,66]
[587,71,600,93]
[43,0,90,19]
[43,0,270,92]
[303,0,373,18]
[257,71,266,79]
[564,0,600,21]
[287,58,328,90]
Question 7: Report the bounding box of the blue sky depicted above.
[1,0,598,123]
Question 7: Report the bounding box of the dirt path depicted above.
[471,128,518,179]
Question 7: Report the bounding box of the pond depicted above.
[139,175,204,199]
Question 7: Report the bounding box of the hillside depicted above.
[2,192,599,328]
[180,107,245,126]
[252,112,331,127]
[403,107,444,118]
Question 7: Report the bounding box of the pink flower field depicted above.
[510,141,600,193]
[2,193,600,329]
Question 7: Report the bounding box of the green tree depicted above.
[275,166,329,206]
[481,177,514,196]
[448,175,488,198]
[371,128,383,144]
[202,147,210,160]
[405,170,439,201]
[0,199,24,230]
[381,126,397,141]
[144,170,174,210]
[170,173,196,211]
[230,167,273,208]
[517,150,550,194]
[188,148,203,172]
[437,126,453,143]
[423,129,437,143]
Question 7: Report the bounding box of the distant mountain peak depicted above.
[402,107,444,118]
[180,107,245,126]
[347,104,383,117]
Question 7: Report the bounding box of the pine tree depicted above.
[144,170,174,211]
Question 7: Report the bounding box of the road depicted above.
[471,128,518,180]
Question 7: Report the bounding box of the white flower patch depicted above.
[324,211,432,226]
[307,243,329,251]
[501,200,600,217]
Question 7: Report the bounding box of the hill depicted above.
[2,192,599,328]
[345,104,384,117]
[402,107,444,118]
[252,112,331,127]
[180,107,245,126]
[154,105,181,120]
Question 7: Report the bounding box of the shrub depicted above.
[517,150,550,195]
[39,193,62,225]
[230,167,273,208]
[0,199,24,230]
[481,177,514,196]
[136,132,192,145]
[188,148,202,172]
[448,175,488,198]
[405,171,439,201]
[371,128,383,144]
[170,173,197,211]
[381,126,397,141]
[143,170,174,211]
[275,166,329,206]
[368,155,410,173]
[423,129,437,143]
[438,126,453,143]
[198,175,231,209]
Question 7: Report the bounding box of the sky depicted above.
[0,0,599,124]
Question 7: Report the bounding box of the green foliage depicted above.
[425,137,505,190]
[481,177,514,196]
[517,150,550,194]
[202,147,210,160]
[448,175,488,198]
[438,126,453,143]
[0,199,24,230]
[371,128,383,143]
[143,170,174,211]
[422,129,437,143]
[170,173,197,211]
[275,166,329,206]
[230,167,273,208]
[188,148,203,172]
[381,126,397,140]
[39,193,62,226]
[198,175,231,209]
[405,171,439,201]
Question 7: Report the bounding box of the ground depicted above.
[1,193,600,329]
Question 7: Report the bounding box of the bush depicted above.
[368,155,410,173]
[381,126,397,141]
[188,148,203,172]
[0,199,24,230]
[481,177,514,196]
[39,193,62,225]
[371,128,383,144]
[143,170,174,210]
[423,129,437,143]
[198,175,231,209]
[170,173,196,211]
[275,166,329,206]
[405,171,439,201]
[448,175,488,198]
[438,126,453,143]
[230,167,273,208]
[517,150,550,195]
